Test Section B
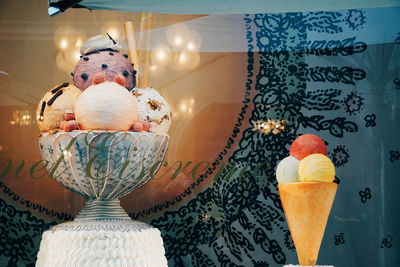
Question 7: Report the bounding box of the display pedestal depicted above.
[36,132,169,267]
[36,199,168,267]
[36,221,167,266]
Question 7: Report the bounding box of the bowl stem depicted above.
[74,199,131,221]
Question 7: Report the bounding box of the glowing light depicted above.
[178,53,187,64]
[149,65,158,71]
[174,36,183,47]
[187,42,195,51]
[59,39,68,50]
[166,24,190,47]
[252,119,287,134]
[179,102,187,112]
[73,51,81,61]
[188,107,193,114]
[9,110,32,126]
[157,50,167,61]
[170,51,200,71]
[151,45,170,66]
[203,214,211,220]
[75,38,82,48]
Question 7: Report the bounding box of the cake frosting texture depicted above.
[36,220,168,267]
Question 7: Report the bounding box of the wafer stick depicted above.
[138,13,152,88]
[124,21,139,87]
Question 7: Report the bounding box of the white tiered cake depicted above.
[36,220,167,267]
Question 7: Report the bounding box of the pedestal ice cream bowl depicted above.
[36,131,170,266]
[39,130,169,219]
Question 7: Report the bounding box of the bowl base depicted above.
[74,199,131,221]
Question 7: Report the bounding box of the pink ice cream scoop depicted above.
[72,50,136,91]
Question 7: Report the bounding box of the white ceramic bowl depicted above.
[39,131,169,199]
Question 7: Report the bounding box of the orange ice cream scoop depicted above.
[290,134,327,160]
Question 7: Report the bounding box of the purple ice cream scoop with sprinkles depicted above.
[72,35,137,91]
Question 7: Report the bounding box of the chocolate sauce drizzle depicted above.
[39,101,46,121]
[84,48,118,56]
[106,33,117,45]
[47,90,63,106]
[51,82,69,94]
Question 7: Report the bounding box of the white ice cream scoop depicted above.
[75,74,138,131]
[132,88,171,133]
[276,156,300,183]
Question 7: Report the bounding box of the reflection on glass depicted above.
[252,119,287,134]
[0,6,246,225]
[9,110,33,126]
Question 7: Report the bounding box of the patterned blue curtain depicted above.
[148,8,400,266]
[1,6,400,267]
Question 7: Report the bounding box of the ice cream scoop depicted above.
[276,156,300,183]
[36,82,81,132]
[75,75,138,131]
[80,35,122,55]
[290,134,327,160]
[72,35,136,91]
[132,88,171,133]
[298,154,335,182]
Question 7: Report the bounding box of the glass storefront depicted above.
[0,1,399,266]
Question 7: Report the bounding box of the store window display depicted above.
[0,0,399,266]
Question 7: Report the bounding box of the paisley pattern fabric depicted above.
[0,195,56,266]
[1,7,400,267]
[150,9,400,267]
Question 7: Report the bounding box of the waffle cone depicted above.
[278,182,337,266]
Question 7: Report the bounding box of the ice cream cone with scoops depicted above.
[276,134,337,267]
